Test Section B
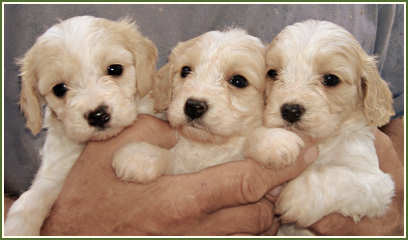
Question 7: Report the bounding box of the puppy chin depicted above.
[180,125,227,144]
[89,112,139,141]
[63,112,138,143]
[89,127,125,141]
[169,115,228,144]
[63,125,121,143]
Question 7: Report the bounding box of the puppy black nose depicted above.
[281,103,305,123]
[87,106,110,128]
[184,98,208,120]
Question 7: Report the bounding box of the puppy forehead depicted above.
[43,16,96,41]
[204,29,262,47]
[201,30,264,58]
[172,29,263,60]
[268,20,360,65]
[39,16,120,53]
[34,17,134,93]
[172,29,265,90]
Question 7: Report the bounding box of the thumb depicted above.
[175,145,318,213]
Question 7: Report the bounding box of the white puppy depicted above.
[112,29,303,183]
[264,20,395,235]
[5,16,158,235]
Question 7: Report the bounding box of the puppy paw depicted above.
[276,178,326,227]
[338,172,395,222]
[112,142,170,183]
[245,127,304,168]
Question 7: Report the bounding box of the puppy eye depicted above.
[181,66,192,78]
[322,74,340,87]
[267,69,278,80]
[52,83,68,98]
[229,75,248,88]
[107,64,123,76]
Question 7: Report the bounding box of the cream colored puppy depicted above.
[5,16,157,235]
[113,29,303,183]
[264,20,395,234]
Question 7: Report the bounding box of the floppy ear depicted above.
[360,56,394,127]
[119,19,158,97]
[18,49,43,135]
[133,36,158,97]
[152,36,202,112]
[153,63,173,112]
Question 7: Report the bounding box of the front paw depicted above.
[245,128,304,168]
[112,142,170,183]
[276,179,325,227]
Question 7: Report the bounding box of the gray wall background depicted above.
[4,4,404,196]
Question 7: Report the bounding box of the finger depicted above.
[87,114,177,151]
[260,217,280,236]
[310,212,354,235]
[294,131,317,147]
[270,185,284,196]
[310,200,403,236]
[374,129,404,192]
[379,118,404,162]
[196,199,275,235]
[265,185,285,203]
[173,145,318,214]
[228,233,254,236]
[134,114,178,148]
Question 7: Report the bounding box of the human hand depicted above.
[309,123,404,236]
[380,117,404,162]
[40,114,318,236]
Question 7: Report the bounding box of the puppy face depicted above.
[19,16,157,142]
[154,29,265,143]
[264,20,394,139]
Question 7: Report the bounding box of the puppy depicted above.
[264,20,395,234]
[112,29,303,183]
[5,16,158,235]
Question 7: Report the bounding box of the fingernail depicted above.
[270,186,283,196]
[304,146,318,164]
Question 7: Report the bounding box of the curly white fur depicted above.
[264,20,395,235]
[5,16,158,235]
